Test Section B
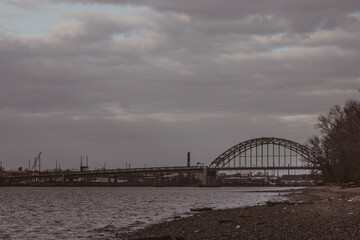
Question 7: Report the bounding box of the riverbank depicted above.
[118,186,360,240]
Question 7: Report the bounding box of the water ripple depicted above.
[0,186,299,239]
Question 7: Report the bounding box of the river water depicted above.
[0,187,300,239]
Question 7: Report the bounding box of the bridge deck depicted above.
[0,165,317,180]
[215,166,316,171]
[0,166,205,179]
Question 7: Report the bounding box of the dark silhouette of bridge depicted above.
[210,137,315,171]
[0,137,318,186]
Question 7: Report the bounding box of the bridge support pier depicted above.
[62,174,66,185]
[154,175,157,186]
[154,175,164,186]
[107,177,112,185]
[201,167,208,186]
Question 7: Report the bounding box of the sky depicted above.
[0,0,359,170]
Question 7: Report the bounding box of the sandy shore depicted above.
[117,186,360,240]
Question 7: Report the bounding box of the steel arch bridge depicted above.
[209,137,317,171]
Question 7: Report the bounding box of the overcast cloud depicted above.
[0,0,359,170]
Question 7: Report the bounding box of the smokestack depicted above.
[187,152,191,167]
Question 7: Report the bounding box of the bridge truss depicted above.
[210,137,317,173]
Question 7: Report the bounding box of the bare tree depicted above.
[307,99,360,183]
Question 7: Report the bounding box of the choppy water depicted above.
[0,187,300,239]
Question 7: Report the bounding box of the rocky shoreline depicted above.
[117,186,360,240]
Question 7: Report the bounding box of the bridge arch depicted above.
[209,137,315,169]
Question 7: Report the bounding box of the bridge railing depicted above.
[1,165,206,179]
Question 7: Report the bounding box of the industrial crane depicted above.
[31,152,41,172]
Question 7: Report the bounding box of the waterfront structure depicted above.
[0,137,318,186]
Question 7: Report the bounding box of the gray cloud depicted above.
[0,0,360,170]
[44,0,360,33]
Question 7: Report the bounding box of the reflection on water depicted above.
[0,187,299,239]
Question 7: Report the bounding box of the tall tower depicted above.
[187,152,191,167]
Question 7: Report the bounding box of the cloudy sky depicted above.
[1,0,359,170]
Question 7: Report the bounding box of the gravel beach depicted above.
[118,186,360,240]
